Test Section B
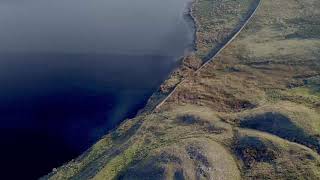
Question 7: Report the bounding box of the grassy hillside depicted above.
[44,0,320,179]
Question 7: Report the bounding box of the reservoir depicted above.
[0,0,194,179]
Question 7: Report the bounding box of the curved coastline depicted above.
[43,0,320,178]
[43,0,261,178]
[41,0,197,178]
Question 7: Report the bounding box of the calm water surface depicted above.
[0,0,194,179]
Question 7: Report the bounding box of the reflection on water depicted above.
[0,0,194,179]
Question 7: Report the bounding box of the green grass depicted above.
[92,142,142,180]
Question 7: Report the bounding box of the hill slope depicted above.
[43,0,320,179]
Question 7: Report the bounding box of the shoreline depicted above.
[136,0,199,114]
[44,0,261,177]
[184,0,199,52]
[44,0,320,178]
[43,2,199,176]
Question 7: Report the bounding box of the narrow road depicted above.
[154,0,262,110]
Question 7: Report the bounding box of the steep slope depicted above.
[44,0,320,179]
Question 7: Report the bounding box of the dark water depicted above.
[0,0,193,179]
